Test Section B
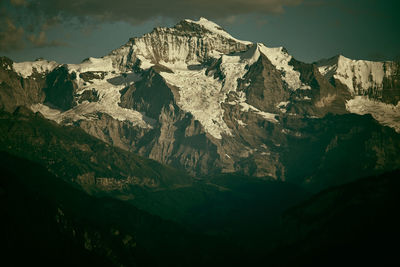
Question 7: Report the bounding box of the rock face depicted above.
[0,57,47,112]
[0,108,193,192]
[317,55,400,104]
[1,17,399,186]
[108,18,251,72]
[44,65,77,111]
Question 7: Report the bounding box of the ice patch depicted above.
[31,104,63,122]
[258,44,306,90]
[237,119,247,126]
[220,44,260,92]
[257,110,279,122]
[335,56,387,94]
[159,60,199,71]
[68,57,115,74]
[277,101,290,113]
[13,59,59,78]
[136,55,154,70]
[31,71,153,128]
[159,45,261,139]
[2,62,12,70]
[108,24,240,73]
[318,64,336,77]
[237,92,278,123]
[161,69,229,139]
[318,55,393,95]
[299,84,312,90]
[185,17,252,45]
[346,96,400,132]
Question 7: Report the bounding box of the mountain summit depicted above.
[107,17,252,72]
[1,18,400,186]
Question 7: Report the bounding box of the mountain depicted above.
[0,151,245,267]
[2,137,399,267]
[0,106,193,195]
[1,17,399,266]
[317,54,400,131]
[0,106,310,252]
[317,54,400,104]
[1,17,400,188]
[269,170,400,266]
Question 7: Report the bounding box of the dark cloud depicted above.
[304,0,400,21]
[0,0,303,52]
[27,30,66,48]
[0,17,25,51]
[27,0,303,23]
[0,0,67,51]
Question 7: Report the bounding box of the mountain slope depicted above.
[0,107,311,250]
[0,151,244,267]
[0,107,193,194]
[317,55,400,103]
[281,113,400,191]
[1,17,399,187]
[269,170,400,267]
[317,55,400,132]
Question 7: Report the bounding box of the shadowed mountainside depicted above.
[0,151,246,267]
[269,170,400,266]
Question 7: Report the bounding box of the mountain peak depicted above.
[106,17,252,71]
[184,17,223,30]
[181,17,252,45]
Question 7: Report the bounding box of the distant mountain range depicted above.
[1,17,399,266]
[2,150,399,266]
[1,18,399,186]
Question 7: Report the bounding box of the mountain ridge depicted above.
[1,17,400,183]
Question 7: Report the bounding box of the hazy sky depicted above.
[1,0,399,63]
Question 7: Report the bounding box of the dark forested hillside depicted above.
[269,170,400,266]
[0,151,245,267]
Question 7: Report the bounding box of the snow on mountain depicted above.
[107,17,250,72]
[317,55,393,95]
[4,17,400,179]
[184,17,252,45]
[101,18,306,139]
[159,43,280,139]
[13,59,59,78]
[14,18,399,138]
[277,101,290,113]
[160,68,227,139]
[31,70,154,128]
[21,17,250,138]
[317,55,400,132]
[346,96,400,133]
[23,56,153,127]
[67,57,115,78]
[235,91,278,123]
[258,44,302,90]
[220,44,260,91]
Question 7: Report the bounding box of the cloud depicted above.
[27,30,66,48]
[24,0,304,24]
[0,17,25,51]
[0,0,303,52]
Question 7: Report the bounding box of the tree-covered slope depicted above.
[0,151,243,267]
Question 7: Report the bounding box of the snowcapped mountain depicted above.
[317,55,400,131]
[1,17,400,185]
[317,55,396,99]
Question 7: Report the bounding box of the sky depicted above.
[0,0,399,64]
